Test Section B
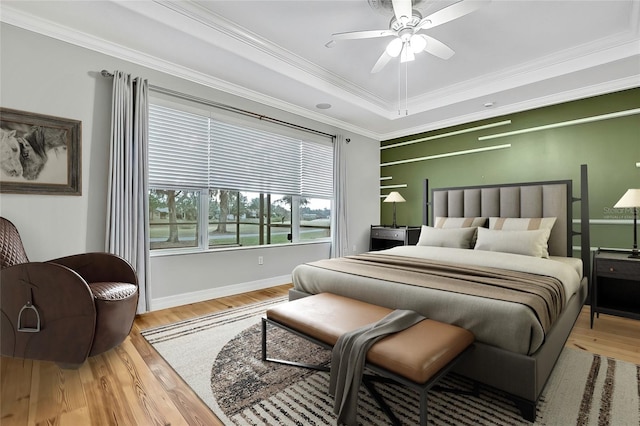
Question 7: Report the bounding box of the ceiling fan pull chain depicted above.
[405,61,409,116]
[397,62,401,116]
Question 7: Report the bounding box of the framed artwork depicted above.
[0,108,81,195]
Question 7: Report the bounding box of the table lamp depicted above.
[383,191,406,228]
[614,189,640,258]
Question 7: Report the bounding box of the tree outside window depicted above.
[149,188,330,251]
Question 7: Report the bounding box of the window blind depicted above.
[148,103,333,198]
[149,104,209,189]
[301,140,333,198]
[209,120,301,195]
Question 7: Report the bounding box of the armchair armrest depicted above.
[1,262,96,365]
[48,252,138,286]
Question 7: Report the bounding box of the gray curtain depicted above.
[106,71,150,313]
[331,135,349,258]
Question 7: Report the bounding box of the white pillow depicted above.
[474,227,552,258]
[434,217,487,246]
[417,225,477,249]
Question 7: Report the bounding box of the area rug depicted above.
[141,297,640,425]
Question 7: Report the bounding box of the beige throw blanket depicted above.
[307,253,565,334]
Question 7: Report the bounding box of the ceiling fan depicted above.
[327,0,490,73]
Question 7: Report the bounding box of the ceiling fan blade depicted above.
[392,0,413,23]
[417,0,491,30]
[331,29,395,41]
[371,51,393,73]
[419,34,455,60]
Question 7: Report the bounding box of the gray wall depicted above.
[0,24,380,309]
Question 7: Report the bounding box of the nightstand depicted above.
[591,249,640,328]
[369,226,421,251]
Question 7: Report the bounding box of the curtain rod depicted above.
[100,70,335,140]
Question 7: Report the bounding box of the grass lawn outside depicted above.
[150,218,329,249]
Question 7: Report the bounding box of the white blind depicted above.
[148,104,209,189]
[301,140,333,198]
[148,103,333,198]
[209,120,301,194]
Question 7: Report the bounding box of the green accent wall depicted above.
[380,88,640,251]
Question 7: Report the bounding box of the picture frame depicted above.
[0,108,81,195]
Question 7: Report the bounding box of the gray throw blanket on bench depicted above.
[329,309,426,426]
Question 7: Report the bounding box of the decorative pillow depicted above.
[417,225,477,249]
[474,227,552,258]
[489,217,556,232]
[435,217,487,229]
[434,217,487,246]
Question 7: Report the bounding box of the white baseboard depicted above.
[149,274,291,311]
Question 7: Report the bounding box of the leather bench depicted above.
[261,292,475,425]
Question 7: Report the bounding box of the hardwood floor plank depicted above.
[87,349,136,425]
[2,283,639,425]
[58,407,90,425]
[0,357,32,426]
[566,309,640,364]
[111,342,181,426]
[26,360,42,426]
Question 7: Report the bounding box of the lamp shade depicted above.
[614,189,640,208]
[386,38,403,57]
[384,191,406,203]
[614,188,640,259]
[410,34,427,53]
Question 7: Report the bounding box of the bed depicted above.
[289,165,591,421]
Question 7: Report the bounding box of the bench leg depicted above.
[419,388,428,426]
[261,317,330,372]
[363,375,430,426]
[261,317,268,361]
[362,377,402,426]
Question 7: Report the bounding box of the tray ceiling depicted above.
[2,0,639,140]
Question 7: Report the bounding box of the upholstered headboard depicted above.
[430,181,572,257]
[423,165,590,278]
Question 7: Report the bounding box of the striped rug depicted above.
[142,297,640,425]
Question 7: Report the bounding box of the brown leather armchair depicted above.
[0,217,139,367]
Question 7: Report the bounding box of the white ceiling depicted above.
[2,0,639,140]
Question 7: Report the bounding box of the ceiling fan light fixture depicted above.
[400,44,415,63]
[386,38,403,57]
[409,34,427,53]
[331,0,490,73]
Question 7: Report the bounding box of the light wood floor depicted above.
[2,284,639,425]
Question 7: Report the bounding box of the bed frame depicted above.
[289,165,590,421]
[423,164,591,420]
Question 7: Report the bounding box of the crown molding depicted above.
[381,75,640,141]
[139,0,391,113]
[0,4,380,140]
[406,30,640,116]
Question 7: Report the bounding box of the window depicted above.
[148,103,333,251]
[149,189,200,250]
